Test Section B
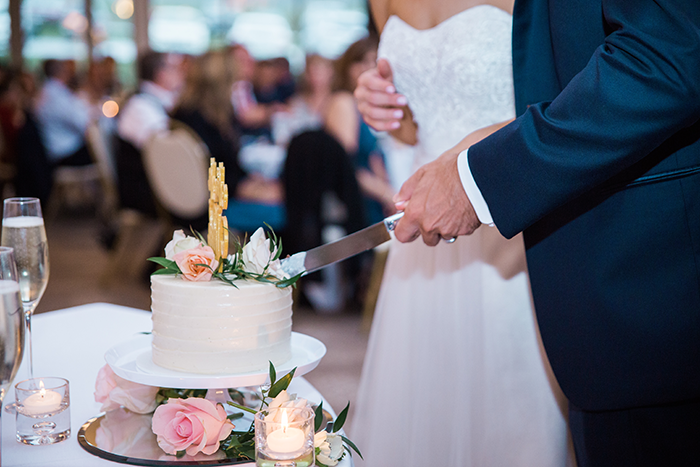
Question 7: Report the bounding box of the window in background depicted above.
[14,0,369,88]
[149,0,369,73]
[92,0,137,88]
[0,0,9,61]
[21,0,88,72]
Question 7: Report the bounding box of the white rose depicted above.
[315,431,344,466]
[242,228,287,279]
[267,258,290,280]
[267,390,309,426]
[164,230,202,260]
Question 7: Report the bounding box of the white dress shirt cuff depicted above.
[457,149,495,226]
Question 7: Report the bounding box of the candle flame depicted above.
[39,380,45,397]
[281,409,289,433]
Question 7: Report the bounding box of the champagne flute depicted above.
[0,247,26,464]
[1,198,49,380]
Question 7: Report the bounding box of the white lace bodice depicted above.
[378,5,515,168]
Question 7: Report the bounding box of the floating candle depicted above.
[266,409,305,455]
[21,381,63,416]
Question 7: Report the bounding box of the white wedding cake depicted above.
[150,275,293,374]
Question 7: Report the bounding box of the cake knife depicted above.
[280,212,404,277]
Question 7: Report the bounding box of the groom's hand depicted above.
[394,152,481,246]
[355,58,407,131]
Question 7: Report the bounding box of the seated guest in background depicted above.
[115,51,183,216]
[34,59,91,168]
[171,50,249,198]
[254,57,295,105]
[173,50,283,235]
[78,56,121,121]
[118,52,182,151]
[272,54,334,147]
[324,37,395,225]
[229,44,285,141]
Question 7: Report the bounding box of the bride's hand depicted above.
[354,58,408,131]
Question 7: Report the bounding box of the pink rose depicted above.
[151,398,234,456]
[172,245,219,281]
[94,364,159,414]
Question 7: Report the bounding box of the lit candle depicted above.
[21,380,63,416]
[266,409,305,455]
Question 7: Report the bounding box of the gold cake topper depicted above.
[208,158,228,267]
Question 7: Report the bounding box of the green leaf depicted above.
[268,367,296,398]
[192,229,207,244]
[151,268,177,276]
[148,257,179,269]
[314,402,324,432]
[332,402,350,432]
[227,412,244,420]
[269,361,277,386]
[341,435,363,459]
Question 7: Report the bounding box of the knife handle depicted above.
[384,212,456,243]
[383,212,405,231]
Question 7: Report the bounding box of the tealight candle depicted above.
[267,413,305,454]
[15,377,71,445]
[255,407,314,466]
[21,381,62,416]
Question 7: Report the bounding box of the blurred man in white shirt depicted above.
[34,59,91,167]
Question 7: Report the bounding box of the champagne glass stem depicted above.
[24,308,33,379]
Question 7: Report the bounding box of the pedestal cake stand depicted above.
[78,332,327,466]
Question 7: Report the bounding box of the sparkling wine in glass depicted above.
[1,198,49,380]
[0,247,26,464]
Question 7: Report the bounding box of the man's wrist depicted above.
[457,149,495,226]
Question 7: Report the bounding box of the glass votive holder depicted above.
[15,377,71,445]
[255,406,315,467]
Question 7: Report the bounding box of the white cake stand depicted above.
[105,332,327,390]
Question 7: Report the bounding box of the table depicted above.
[1,303,348,467]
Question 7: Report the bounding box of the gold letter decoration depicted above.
[208,158,228,269]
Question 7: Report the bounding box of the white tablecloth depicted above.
[1,303,347,467]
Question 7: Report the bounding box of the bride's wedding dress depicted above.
[351,6,576,466]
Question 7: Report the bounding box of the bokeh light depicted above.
[102,100,119,118]
[114,0,134,20]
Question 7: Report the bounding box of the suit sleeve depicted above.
[468,0,700,238]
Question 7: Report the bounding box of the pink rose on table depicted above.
[151,398,234,456]
[94,364,159,414]
[172,245,219,281]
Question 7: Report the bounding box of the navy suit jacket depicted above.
[469,0,700,411]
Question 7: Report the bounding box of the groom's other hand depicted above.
[393,151,481,246]
[355,58,407,131]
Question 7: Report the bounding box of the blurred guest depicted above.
[325,37,395,224]
[118,52,182,150]
[7,69,51,205]
[174,50,284,234]
[78,56,121,120]
[171,50,248,197]
[115,51,184,216]
[272,54,334,147]
[34,59,91,168]
[229,44,285,140]
[254,57,295,105]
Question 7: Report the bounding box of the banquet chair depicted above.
[84,122,159,286]
[85,122,119,219]
[141,122,210,234]
[47,162,101,220]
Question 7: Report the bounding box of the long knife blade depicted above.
[280,212,404,277]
